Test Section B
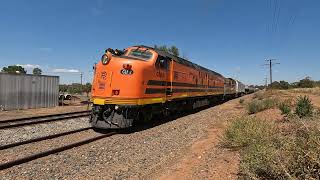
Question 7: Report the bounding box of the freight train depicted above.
[90,45,245,129]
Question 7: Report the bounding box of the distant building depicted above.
[0,73,59,110]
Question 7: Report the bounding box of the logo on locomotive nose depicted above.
[120,69,133,75]
[101,71,107,80]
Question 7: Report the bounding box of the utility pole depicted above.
[263,59,280,86]
[80,72,83,85]
[264,77,268,90]
[80,72,83,95]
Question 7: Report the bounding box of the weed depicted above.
[223,117,275,148]
[263,98,278,109]
[239,99,245,104]
[295,96,313,118]
[247,100,263,114]
[253,91,265,100]
[224,115,320,179]
[278,102,291,116]
[247,98,278,114]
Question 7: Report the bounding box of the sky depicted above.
[0,0,319,85]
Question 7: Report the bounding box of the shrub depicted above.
[263,98,278,109]
[247,98,278,114]
[295,96,313,118]
[247,100,263,114]
[239,99,245,104]
[253,92,265,100]
[224,117,275,148]
[278,102,291,116]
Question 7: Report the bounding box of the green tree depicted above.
[68,83,82,94]
[298,77,314,88]
[59,85,68,93]
[169,46,179,56]
[33,68,42,75]
[83,83,92,97]
[154,45,180,57]
[279,80,290,89]
[270,80,290,89]
[2,65,26,74]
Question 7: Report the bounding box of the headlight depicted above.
[101,54,109,65]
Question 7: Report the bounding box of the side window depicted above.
[155,55,168,70]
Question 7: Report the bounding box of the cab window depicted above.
[128,49,153,60]
[155,55,169,70]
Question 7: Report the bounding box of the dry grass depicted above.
[247,98,278,114]
[289,87,320,95]
[224,114,320,179]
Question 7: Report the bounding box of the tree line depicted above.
[59,83,92,96]
[269,77,320,89]
[1,65,42,75]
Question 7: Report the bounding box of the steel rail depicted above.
[0,127,92,150]
[0,132,116,170]
[0,110,91,124]
[0,112,90,129]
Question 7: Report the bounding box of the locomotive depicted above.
[90,45,245,129]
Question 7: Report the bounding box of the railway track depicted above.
[0,110,91,129]
[0,128,116,170]
[0,127,93,150]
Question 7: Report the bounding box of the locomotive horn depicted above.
[105,48,115,54]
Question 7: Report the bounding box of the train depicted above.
[90,45,246,129]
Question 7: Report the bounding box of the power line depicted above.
[274,0,281,33]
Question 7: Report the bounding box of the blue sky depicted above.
[0,0,319,85]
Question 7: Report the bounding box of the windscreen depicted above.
[127,49,153,60]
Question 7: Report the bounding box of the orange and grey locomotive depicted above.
[90,45,244,129]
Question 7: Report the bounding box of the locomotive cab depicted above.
[91,46,170,129]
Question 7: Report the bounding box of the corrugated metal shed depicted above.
[0,73,59,110]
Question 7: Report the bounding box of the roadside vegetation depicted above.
[224,93,320,179]
[289,87,320,96]
[59,83,92,96]
[247,98,278,114]
[268,77,320,90]
[246,91,279,114]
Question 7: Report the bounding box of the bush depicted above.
[247,98,278,114]
[253,92,265,100]
[239,99,245,104]
[224,117,275,148]
[263,98,278,109]
[247,100,263,114]
[278,102,291,116]
[295,96,313,118]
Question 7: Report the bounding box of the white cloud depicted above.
[16,64,41,69]
[52,68,80,73]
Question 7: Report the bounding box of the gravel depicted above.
[0,117,90,145]
[0,97,247,179]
